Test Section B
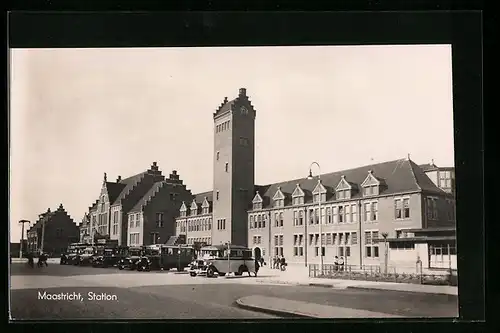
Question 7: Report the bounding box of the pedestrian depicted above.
[27,252,34,268]
[280,256,286,271]
[252,258,260,277]
[338,256,345,272]
[334,256,339,271]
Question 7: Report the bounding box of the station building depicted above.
[80,88,456,271]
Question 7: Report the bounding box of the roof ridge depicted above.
[259,158,406,189]
[407,159,422,191]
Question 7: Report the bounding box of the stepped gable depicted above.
[111,162,166,206]
[111,171,148,205]
[129,181,165,213]
[105,181,126,204]
[255,158,440,209]
[213,88,256,118]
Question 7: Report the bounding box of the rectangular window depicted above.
[309,209,314,224]
[299,210,304,225]
[314,208,319,224]
[338,206,344,223]
[216,191,219,200]
[345,205,351,223]
[156,213,164,228]
[371,202,378,221]
[294,211,298,226]
[364,203,370,222]
[326,207,332,223]
[249,216,254,229]
[352,232,358,245]
[337,190,344,199]
[364,231,379,258]
[321,208,325,224]
[279,213,283,227]
[309,234,314,246]
[279,235,284,246]
[332,233,337,245]
[257,215,262,228]
[395,199,402,219]
[351,204,357,222]
[129,214,134,228]
[403,198,410,218]
[326,233,332,245]
[345,246,351,257]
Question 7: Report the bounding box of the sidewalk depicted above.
[255,266,458,296]
[11,258,60,264]
[236,295,403,318]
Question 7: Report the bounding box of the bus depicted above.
[189,244,257,277]
[136,244,194,271]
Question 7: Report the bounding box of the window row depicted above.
[182,207,211,217]
[177,218,213,233]
[129,213,141,228]
[216,120,231,133]
[187,237,211,245]
[239,137,250,146]
[312,246,352,257]
[249,215,266,229]
[252,235,262,245]
[129,232,140,245]
[217,218,226,230]
[308,232,358,246]
[429,243,457,256]
[426,197,439,220]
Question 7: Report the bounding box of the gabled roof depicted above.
[129,181,165,213]
[194,191,213,204]
[361,171,382,187]
[272,187,286,200]
[213,88,255,119]
[253,158,445,209]
[252,191,263,203]
[111,172,147,205]
[312,181,328,194]
[335,175,353,191]
[105,182,126,204]
[180,201,187,212]
[291,184,305,197]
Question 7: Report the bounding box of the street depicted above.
[9,263,458,320]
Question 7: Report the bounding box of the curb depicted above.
[346,286,458,296]
[234,298,312,318]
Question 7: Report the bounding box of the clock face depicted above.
[240,106,248,114]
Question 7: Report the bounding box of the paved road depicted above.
[10,263,458,320]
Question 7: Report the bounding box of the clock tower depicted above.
[212,88,256,246]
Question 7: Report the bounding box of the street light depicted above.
[307,162,323,276]
[18,220,30,259]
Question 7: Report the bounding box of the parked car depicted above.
[75,247,95,266]
[60,243,87,265]
[118,246,144,270]
[93,246,128,268]
[189,245,257,277]
[137,245,194,272]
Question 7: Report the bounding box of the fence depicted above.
[308,264,458,286]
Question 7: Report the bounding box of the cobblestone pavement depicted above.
[9,263,458,320]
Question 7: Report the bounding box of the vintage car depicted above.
[75,247,96,266]
[118,246,144,270]
[189,244,257,278]
[60,243,87,265]
[93,247,128,268]
[136,245,194,272]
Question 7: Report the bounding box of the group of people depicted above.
[272,255,287,270]
[26,252,48,268]
[333,255,346,271]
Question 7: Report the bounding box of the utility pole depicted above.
[382,232,389,274]
[18,220,30,259]
[40,216,46,253]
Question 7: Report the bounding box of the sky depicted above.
[9,45,455,242]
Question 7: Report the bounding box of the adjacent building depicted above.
[81,165,194,247]
[78,88,456,273]
[26,204,79,255]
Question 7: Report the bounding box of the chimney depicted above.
[239,88,247,97]
[152,162,157,167]
[116,175,122,182]
[223,97,228,103]
[368,170,373,174]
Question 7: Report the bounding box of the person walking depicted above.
[338,256,345,272]
[334,256,339,271]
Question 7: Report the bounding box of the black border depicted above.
[6,10,484,331]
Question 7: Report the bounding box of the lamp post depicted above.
[19,220,30,259]
[382,232,389,274]
[307,162,323,276]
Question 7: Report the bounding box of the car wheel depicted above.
[237,265,246,276]
[207,267,215,278]
[218,272,226,277]
[190,272,197,277]
[118,265,124,270]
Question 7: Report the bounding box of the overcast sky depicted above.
[9,45,454,242]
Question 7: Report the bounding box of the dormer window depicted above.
[252,191,263,210]
[361,170,381,197]
[312,181,327,203]
[179,201,187,217]
[202,197,211,215]
[335,175,352,200]
[190,200,198,216]
[273,187,285,208]
[292,184,305,205]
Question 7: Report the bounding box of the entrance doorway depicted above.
[254,247,262,260]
